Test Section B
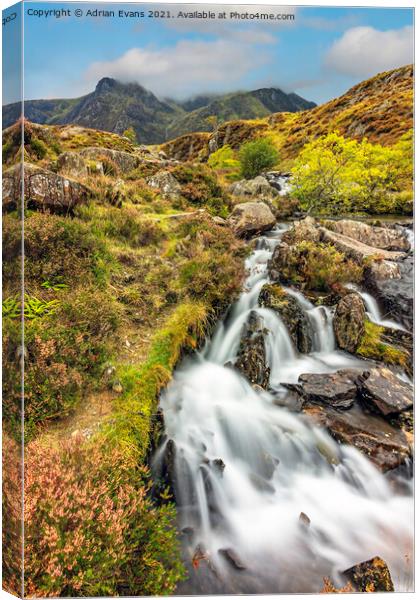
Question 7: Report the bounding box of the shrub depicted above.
[282,241,362,292]
[2,433,22,597]
[24,437,185,597]
[291,131,413,215]
[123,126,138,144]
[238,138,279,179]
[170,163,230,216]
[29,137,48,160]
[208,145,241,180]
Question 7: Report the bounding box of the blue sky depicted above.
[2,3,414,105]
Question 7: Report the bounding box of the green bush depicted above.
[29,137,48,160]
[238,138,279,179]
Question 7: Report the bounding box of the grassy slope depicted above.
[161,64,413,163]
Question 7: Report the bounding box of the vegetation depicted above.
[123,126,138,144]
[357,321,409,371]
[280,241,363,292]
[239,138,279,179]
[290,131,413,215]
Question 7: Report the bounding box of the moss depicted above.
[357,321,409,369]
[102,301,209,460]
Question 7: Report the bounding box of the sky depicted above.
[2,2,414,106]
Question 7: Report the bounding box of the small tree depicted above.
[123,126,138,144]
[238,138,279,179]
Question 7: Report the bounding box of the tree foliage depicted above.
[238,138,279,179]
[291,131,413,214]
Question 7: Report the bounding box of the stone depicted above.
[366,254,413,330]
[333,293,366,353]
[146,170,182,199]
[80,146,139,173]
[228,202,276,238]
[218,548,246,570]
[367,259,401,281]
[57,151,88,178]
[267,242,291,281]
[299,512,311,527]
[320,227,405,264]
[229,176,279,200]
[295,369,367,409]
[342,556,394,592]
[235,311,270,389]
[283,216,321,244]
[358,367,413,416]
[2,163,90,214]
[304,404,410,472]
[324,219,410,252]
[258,284,312,353]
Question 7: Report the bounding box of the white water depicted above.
[346,283,405,331]
[154,226,413,594]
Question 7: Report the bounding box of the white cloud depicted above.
[325,25,413,78]
[84,38,272,99]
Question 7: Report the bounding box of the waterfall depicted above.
[154,226,413,594]
[347,284,405,331]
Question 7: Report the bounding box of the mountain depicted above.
[2,78,315,144]
[166,88,316,139]
[161,64,413,161]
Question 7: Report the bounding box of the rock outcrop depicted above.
[2,163,90,214]
[324,219,410,252]
[304,403,410,471]
[80,146,139,173]
[229,176,279,201]
[358,367,413,416]
[295,369,366,410]
[57,151,88,178]
[333,293,366,353]
[258,284,312,353]
[235,311,270,389]
[146,170,182,200]
[228,202,276,238]
[342,556,394,592]
[320,227,405,264]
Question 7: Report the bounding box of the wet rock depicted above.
[218,548,246,570]
[235,311,270,388]
[342,556,394,592]
[268,242,291,281]
[228,202,276,238]
[146,170,182,200]
[229,176,279,201]
[80,146,139,173]
[299,512,311,527]
[358,367,413,416]
[295,369,367,409]
[304,404,410,472]
[2,163,91,214]
[366,254,413,330]
[324,219,410,252]
[320,227,405,264]
[333,293,366,353]
[212,459,225,474]
[249,473,275,494]
[259,284,312,353]
[57,151,88,178]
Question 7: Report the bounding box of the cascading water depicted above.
[346,283,405,331]
[153,225,413,594]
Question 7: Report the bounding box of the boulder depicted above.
[342,556,394,592]
[80,146,139,173]
[258,284,312,353]
[57,151,88,178]
[333,293,366,353]
[283,216,321,244]
[146,170,182,199]
[268,242,291,281]
[235,311,270,389]
[218,548,246,570]
[320,227,405,264]
[2,163,90,214]
[229,176,279,201]
[366,259,401,282]
[366,254,413,330]
[358,367,413,416]
[324,219,410,252]
[303,403,410,471]
[228,202,276,238]
[295,369,367,409]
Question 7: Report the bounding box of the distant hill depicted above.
[161,64,413,161]
[2,78,315,144]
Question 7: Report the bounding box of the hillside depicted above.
[162,64,413,162]
[2,78,315,144]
